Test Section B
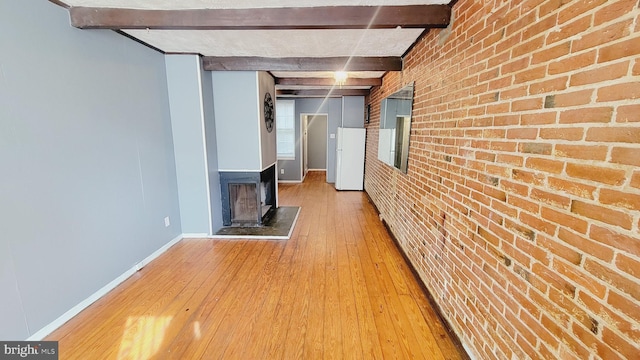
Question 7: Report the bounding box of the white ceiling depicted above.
[57,0,451,96]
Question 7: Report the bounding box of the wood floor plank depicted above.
[45,170,468,360]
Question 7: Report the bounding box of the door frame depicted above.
[300,113,328,181]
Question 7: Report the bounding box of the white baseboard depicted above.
[278,180,302,184]
[27,233,183,341]
[181,233,210,238]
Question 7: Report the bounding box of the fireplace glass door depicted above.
[229,183,258,224]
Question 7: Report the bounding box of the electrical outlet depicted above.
[164,216,170,227]
[280,168,285,174]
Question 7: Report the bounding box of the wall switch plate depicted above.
[280,169,285,174]
[330,133,335,139]
[164,216,170,227]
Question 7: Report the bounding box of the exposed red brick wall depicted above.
[364,0,640,358]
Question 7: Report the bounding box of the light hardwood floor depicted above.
[47,171,468,359]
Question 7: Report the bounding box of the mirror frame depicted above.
[377,83,414,173]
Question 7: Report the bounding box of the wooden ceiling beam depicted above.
[69,5,451,30]
[202,57,401,71]
[275,77,382,86]
[276,89,370,97]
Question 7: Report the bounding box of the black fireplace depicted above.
[219,164,276,226]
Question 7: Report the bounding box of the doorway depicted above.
[301,114,328,178]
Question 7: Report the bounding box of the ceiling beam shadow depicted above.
[69,5,451,30]
[202,57,402,71]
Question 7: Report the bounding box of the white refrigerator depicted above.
[335,127,366,190]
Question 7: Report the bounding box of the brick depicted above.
[594,0,639,26]
[506,128,538,139]
[611,147,640,166]
[506,9,538,36]
[539,0,568,18]
[496,154,524,166]
[597,82,640,102]
[478,227,501,247]
[601,327,640,360]
[579,290,640,344]
[542,206,589,233]
[570,61,630,86]
[600,188,640,211]
[571,200,633,229]
[500,85,528,100]
[514,66,547,84]
[501,57,529,75]
[537,234,581,264]
[532,42,571,64]
[546,16,591,44]
[598,37,640,63]
[553,89,593,107]
[520,211,556,235]
[505,218,536,239]
[532,262,576,296]
[519,142,552,155]
[530,76,568,94]
[489,141,517,152]
[565,163,627,185]
[512,169,546,186]
[513,36,545,58]
[572,323,627,360]
[615,253,640,279]
[559,107,613,124]
[590,225,640,258]
[548,50,596,75]
[502,179,530,198]
[494,114,519,126]
[559,228,614,263]
[616,105,640,123]
[585,127,640,143]
[572,20,633,53]
[634,58,640,75]
[554,144,608,161]
[519,309,559,349]
[512,98,543,111]
[521,112,557,125]
[539,127,584,141]
[631,171,640,189]
[548,177,596,199]
[558,0,607,24]
[531,188,571,208]
[585,258,640,301]
[556,259,608,298]
[608,290,640,324]
[526,157,565,174]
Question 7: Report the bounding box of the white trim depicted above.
[181,233,210,238]
[27,234,183,341]
[308,168,327,171]
[278,180,303,184]
[217,168,264,172]
[195,56,213,236]
[218,161,277,173]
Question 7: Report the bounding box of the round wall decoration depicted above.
[264,92,274,133]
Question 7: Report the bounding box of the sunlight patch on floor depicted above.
[117,316,172,360]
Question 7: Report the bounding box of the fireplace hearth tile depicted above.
[212,206,300,240]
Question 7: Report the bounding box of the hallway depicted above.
[47,171,467,359]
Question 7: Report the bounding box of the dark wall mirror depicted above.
[377,83,414,173]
